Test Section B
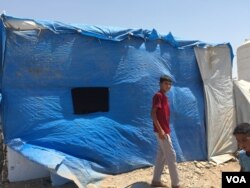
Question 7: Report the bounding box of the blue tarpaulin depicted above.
[0,15,211,187]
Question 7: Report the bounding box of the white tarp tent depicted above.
[237,40,250,82]
[194,45,237,160]
[234,80,250,124]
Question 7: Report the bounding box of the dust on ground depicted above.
[1,160,240,188]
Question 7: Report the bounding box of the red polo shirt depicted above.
[152,91,170,134]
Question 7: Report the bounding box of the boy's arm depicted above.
[151,108,165,140]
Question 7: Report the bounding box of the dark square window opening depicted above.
[71,87,109,114]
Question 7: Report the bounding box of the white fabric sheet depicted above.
[194,45,237,159]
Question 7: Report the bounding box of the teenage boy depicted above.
[151,75,180,188]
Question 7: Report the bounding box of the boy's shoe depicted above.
[151,181,168,187]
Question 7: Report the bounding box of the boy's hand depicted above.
[158,130,165,140]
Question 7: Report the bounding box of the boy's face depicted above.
[235,134,250,152]
[160,81,172,92]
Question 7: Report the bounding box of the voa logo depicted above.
[226,176,246,184]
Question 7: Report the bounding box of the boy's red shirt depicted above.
[152,91,170,134]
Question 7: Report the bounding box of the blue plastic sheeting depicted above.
[0,19,3,68]
[0,15,210,186]
[0,21,2,62]
[0,20,3,125]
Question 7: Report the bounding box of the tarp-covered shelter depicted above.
[237,40,250,82]
[234,40,250,125]
[234,80,250,124]
[0,15,237,187]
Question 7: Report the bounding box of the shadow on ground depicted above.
[125,181,171,188]
[125,181,161,188]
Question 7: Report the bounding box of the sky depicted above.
[1,0,250,77]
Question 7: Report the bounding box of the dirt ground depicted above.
[1,160,240,188]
